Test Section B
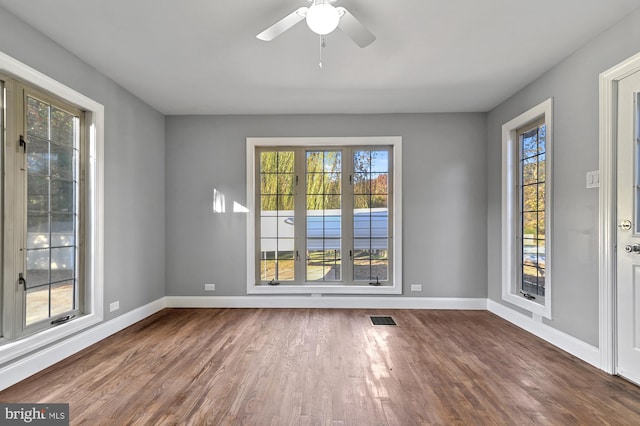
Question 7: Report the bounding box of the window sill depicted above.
[0,313,102,366]
[248,283,402,295]
[502,290,551,319]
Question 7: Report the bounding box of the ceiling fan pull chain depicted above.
[319,35,324,69]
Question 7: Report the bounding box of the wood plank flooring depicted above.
[1,309,640,425]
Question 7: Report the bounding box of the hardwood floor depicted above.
[1,309,640,425]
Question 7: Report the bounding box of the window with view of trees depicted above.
[0,59,104,363]
[24,95,82,328]
[1,53,103,366]
[518,120,546,298]
[249,138,401,293]
[501,98,552,318]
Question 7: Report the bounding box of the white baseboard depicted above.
[487,299,600,369]
[0,297,166,392]
[165,296,488,310]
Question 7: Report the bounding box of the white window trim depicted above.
[246,136,402,295]
[501,98,553,319]
[0,51,104,364]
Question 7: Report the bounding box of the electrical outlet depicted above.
[109,301,120,312]
[204,283,216,291]
[410,284,422,292]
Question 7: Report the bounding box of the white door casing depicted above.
[616,69,640,386]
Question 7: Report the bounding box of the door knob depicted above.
[619,220,632,230]
[625,244,640,253]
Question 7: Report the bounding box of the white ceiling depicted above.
[1,0,639,115]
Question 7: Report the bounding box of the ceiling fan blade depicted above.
[336,7,376,48]
[256,7,308,41]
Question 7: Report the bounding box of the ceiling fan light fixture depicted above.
[306,2,340,35]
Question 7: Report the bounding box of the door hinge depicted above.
[19,135,27,153]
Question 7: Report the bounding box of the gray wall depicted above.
[0,7,166,319]
[165,114,487,297]
[486,8,640,346]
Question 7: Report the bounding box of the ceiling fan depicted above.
[256,0,376,48]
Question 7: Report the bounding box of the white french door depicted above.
[616,68,640,385]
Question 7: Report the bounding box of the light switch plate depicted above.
[586,170,600,189]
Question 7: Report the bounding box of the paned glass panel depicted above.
[50,143,74,180]
[27,97,49,139]
[277,174,295,195]
[261,175,274,195]
[306,249,341,281]
[261,195,277,212]
[261,216,278,238]
[277,151,294,173]
[50,107,74,147]
[305,150,342,282]
[260,259,275,281]
[370,173,388,194]
[51,280,74,316]
[25,286,50,326]
[353,173,370,195]
[27,214,49,249]
[24,96,80,326]
[260,151,277,173]
[371,195,388,210]
[276,251,295,281]
[352,149,391,282]
[538,153,547,182]
[354,213,372,238]
[323,173,341,194]
[521,128,538,159]
[50,247,74,282]
[522,158,538,185]
[27,249,50,287]
[353,194,369,209]
[522,212,538,237]
[28,176,49,211]
[307,195,323,210]
[324,195,340,210]
[521,183,538,212]
[51,213,75,247]
[259,150,295,282]
[537,183,546,211]
[538,125,546,154]
[519,122,546,297]
[51,179,74,212]
[277,195,294,211]
[27,136,49,175]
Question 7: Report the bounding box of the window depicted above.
[247,137,402,294]
[502,99,552,318]
[23,92,83,332]
[0,51,104,364]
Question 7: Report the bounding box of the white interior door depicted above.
[616,69,640,385]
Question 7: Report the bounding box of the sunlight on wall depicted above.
[213,188,226,213]
[213,188,248,214]
[233,202,249,213]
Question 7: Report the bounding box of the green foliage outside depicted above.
[521,125,546,239]
[259,149,389,211]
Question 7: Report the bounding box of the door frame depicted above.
[599,51,640,374]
